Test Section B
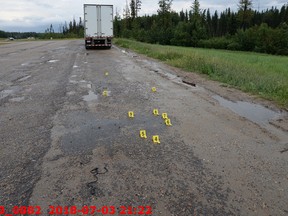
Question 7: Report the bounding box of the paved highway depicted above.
[0,40,287,215]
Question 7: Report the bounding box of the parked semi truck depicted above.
[84,4,113,49]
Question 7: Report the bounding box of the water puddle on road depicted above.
[48,60,59,63]
[69,79,77,84]
[9,97,25,102]
[212,95,281,125]
[0,89,14,99]
[18,75,32,82]
[83,90,98,102]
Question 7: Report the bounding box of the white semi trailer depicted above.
[84,4,113,49]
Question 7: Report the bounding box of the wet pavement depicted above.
[212,95,281,125]
[0,40,287,216]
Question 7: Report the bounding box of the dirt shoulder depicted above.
[121,47,288,133]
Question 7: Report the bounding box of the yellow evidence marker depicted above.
[162,113,168,119]
[152,135,160,144]
[165,118,172,126]
[128,111,134,118]
[151,87,157,92]
[153,109,159,116]
[140,130,147,139]
[105,72,109,76]
[102,90,108,96]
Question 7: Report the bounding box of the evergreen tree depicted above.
[180,10,185,22]
[49,24,54,33]
[206,9,212,36]
[130,0,136,19]
[157,0,173,44]
[158,0,173,14]
[79,17,83,27]
[0,30,7,38]
[238,0,253,30]
[212,11,219,36]
[228,12,238,35]
[123,0,131,19]
[73,18,77,32]
[191,0,201,20]
[69,21,73,33]
[279,5,287,24]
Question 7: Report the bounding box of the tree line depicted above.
[1,0,287,55]
[0,30,38,39]
[42,17,84,39]
[114,0,288,55]
[0,17,84,39]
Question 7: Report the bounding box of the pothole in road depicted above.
[60,112,166,154]
[83,90,98,102]
[60,120,124,154]
[182,80,196,87]
[69,79,78,84]
[212,95,281,125]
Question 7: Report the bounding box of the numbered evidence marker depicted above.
[140,130,147,139]
[102,90,108,96]
[162,113,168,119]
[128,111,134,118]
[152,135,160,144]
[165,118,172,126]
[153,109,159,116]
[151,87,157,92]
[105,72,109,76]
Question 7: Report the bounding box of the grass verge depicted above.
[114,38,288,108]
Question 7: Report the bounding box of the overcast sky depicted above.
[0,0,287,32]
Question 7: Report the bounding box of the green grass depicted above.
[114,38,288,108]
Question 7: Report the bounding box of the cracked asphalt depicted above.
[0,40,287,216]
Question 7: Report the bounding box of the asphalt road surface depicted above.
[0,40,287,216]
